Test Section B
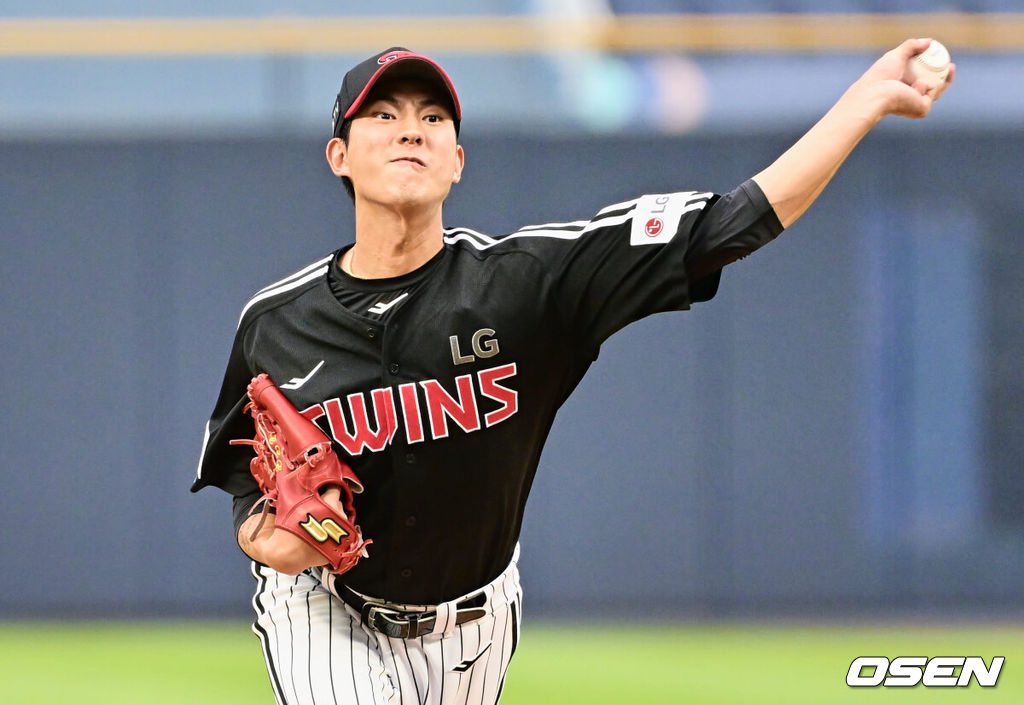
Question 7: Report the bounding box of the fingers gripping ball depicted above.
[905,39,951,88]
[231,373,372,574]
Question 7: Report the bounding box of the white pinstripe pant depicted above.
[250,549,523,705]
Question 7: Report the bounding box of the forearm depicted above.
[751,38,953,229]
[237,512,274,564]
[233,490,282,567]
[238,515,329,575]
[236,485,349,574]
[752,82,885,229]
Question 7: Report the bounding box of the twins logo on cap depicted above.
[333,47,463,137]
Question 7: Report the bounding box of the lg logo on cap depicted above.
[378,53,402,65]
[645,218,663,237]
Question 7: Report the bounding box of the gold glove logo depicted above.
[269,432,283,471]
[300,514,349,544]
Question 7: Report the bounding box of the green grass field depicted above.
[1,620,1020,704]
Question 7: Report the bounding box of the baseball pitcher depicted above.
[193,40,952,704]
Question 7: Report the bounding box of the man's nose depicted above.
[398,116,424,144]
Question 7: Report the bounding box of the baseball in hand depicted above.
[905,39,951,87]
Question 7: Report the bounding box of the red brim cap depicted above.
[332,47,461,137]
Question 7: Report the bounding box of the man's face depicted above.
[333,77,464,210]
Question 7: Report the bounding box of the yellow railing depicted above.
[0,13,1021,56]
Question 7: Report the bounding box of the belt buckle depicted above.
[361,601,394,627]
[362,602,418,639]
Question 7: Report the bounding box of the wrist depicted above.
[842,80,890,126]
[263,528,325,575]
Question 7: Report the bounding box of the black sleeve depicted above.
[191,320,262,498]
[684,179,784,299]
[541,180,782,352]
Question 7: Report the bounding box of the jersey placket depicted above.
[377,317,424,593]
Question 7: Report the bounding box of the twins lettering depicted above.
[301,362,519,455]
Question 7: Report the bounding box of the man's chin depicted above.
[367,184,448,210]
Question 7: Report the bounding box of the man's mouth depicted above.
[392,157,425,167]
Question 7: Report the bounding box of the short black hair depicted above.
[338,119,355,202]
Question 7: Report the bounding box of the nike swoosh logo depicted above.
[451,642,491,673]
[280,360,325,390]
[367,292,409,315]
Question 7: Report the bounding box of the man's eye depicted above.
[375,111,395,120]
[424,115,443,123]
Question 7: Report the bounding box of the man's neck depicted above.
[347,200,445,279]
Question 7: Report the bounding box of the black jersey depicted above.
[193,179,783,604]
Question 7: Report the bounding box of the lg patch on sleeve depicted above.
[629,191,711,246]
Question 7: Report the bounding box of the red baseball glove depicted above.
[231,373,371,575]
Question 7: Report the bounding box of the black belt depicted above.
[335,583,488,639]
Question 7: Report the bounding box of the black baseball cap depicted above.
[332,47,462,138]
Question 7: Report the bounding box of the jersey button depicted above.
[400,568,413,579]
[389,362,400,374]
[366,328,377,339]
[405,452,416,464]
[405,515,417,527]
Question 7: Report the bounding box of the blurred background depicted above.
[2,0,1022,631]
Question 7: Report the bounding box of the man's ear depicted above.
[326,137,349,177]
[452,144,465,184]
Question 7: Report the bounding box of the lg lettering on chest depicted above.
[301,327,519,454]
